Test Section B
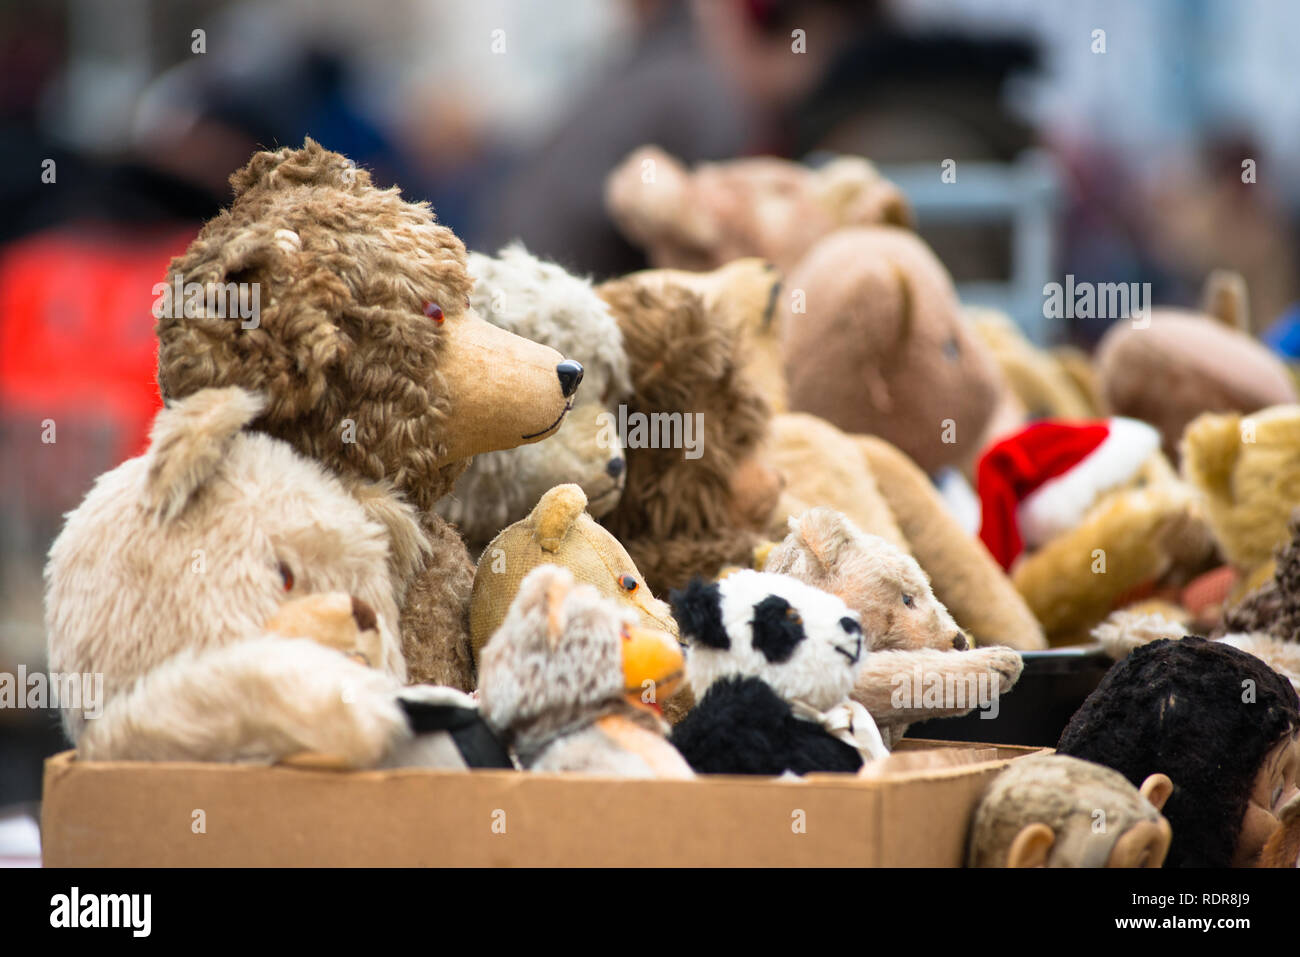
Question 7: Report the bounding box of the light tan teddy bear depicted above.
[765,508,1024,747]
[45,387,446,767]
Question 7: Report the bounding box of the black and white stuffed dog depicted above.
[669,570,887,775]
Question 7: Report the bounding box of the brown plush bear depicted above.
[781,226,1004,476]
[1096,271,1297,464]
[154,140,583,691]
[604,145,912,273]
[609,262,1045,652]
[595,274,781,598]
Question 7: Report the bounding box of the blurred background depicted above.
[2,0,1299,846]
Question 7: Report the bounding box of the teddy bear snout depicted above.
[839,616,861,636]
[953,632,969,651]
[350,596,378,633]
[606,456,625,478]
[556,360,584,398]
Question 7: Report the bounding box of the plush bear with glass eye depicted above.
[154,139,585,693]
[45,387,509,769]
[470,484,677,683]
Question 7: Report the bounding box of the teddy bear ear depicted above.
[813,157,915,230]
[1200,269,1250,332]
[605,145,720,260]
[512,565,575,648]
[229,138,370,200]
[145,387,266,522]
[531,484,589,552]
[668,579,728,649]
[790,507,856,575]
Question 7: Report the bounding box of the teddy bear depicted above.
[1181,405,1300,601]
[599,261,1046,653]
[436,243,632,554]
[967,305,1101,432]
[967,754,1173,868]
[469,483,677,673]
[764,508,1025,747]
[1096,270,1298,464]
[44,387,504,768]
[977,416,1215,644]
[781,225,1006,478]
[668,570,889,775]
[1058,635,1300,868]
[595,273,782,597]
[1220,515,1300,646]
[604,145,911,273]
[477,564,693,777]
[153,140,585,693]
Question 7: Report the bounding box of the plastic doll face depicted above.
[1233,733,1300,867]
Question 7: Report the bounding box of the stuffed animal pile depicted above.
[41,138,1300,867]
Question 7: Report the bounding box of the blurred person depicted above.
[473,0,754,278]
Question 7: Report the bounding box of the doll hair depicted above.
[1058,636,1299,868]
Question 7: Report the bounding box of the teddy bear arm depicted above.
[856,437,1047,650]
[851,647,1023,726]
[77,638,410,766]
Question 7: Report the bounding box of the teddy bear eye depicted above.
[278,561,294,592]
[786,608,802,625]
[942,337,960,359]
[619,574,638,592]
[423,301,444,324]
[902,593,915,608]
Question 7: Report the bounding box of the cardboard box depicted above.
[41,740,1044,867]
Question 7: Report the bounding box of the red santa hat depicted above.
[977,417,1161,570]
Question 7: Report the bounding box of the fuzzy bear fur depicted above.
[45,387,417,766]
[765,508,1024,745]
[596,276,778,596]
[477,565,691,777]
[439,244,632,551]
[1221,516,1300,643]
[781,226,1003,476]
[1182,405,1300,575]
[154,140,577,691]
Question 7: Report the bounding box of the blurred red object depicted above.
[0,224,195,465]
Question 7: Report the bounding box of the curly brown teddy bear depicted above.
[595,275,780,597]
[155,140,583,691]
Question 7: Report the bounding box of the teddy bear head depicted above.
[44,387,406,741]
[605,145,911,273]
[781,226,1003,475]
[155,139,583,515]
[470,484,676,671]
[1096,271,1297,463]
[437,244,631,550]
[477,564,683,746]
[765,507,966,652]
[626,257,789,413]
[1181,404,1300,571]
[596,274,783,594]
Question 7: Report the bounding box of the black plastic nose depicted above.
[840,617,862,635]
[556,360,583,398]
[606,457,624,478]
[953,633,969,651]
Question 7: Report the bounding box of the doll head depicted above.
[968,754,1172,868]
[1058,636,1300,867]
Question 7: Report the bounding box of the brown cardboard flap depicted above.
[42,741,1046,867]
